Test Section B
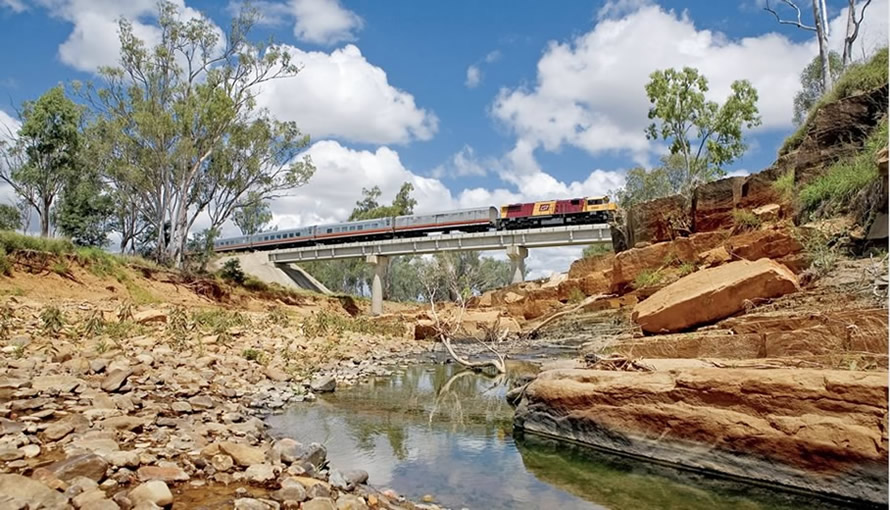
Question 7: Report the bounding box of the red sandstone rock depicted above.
[693,177,744,232]
[632,258,800,334]
[724,226,802,261]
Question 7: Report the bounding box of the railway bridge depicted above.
[218,223,612,315]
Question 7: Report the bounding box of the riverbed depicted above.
[267,363,858,509]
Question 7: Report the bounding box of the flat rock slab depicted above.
[46,453,109,482]
[101,369,132,392]
[632,258,799,334]
[0,474,70,509]
[219,442,266,467]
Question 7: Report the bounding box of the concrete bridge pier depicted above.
[506,245,528,284]
[367,254,388,316]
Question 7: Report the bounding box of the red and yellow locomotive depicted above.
[500,195,616,229]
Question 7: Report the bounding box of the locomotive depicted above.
[213,195,617,253]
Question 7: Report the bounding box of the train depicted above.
[213,195,617,252]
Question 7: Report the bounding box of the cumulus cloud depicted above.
[1,0,25,12]
[290,0,363,45]
[255,44,438,145]
[465,49,502,89]
[432,145,488,178]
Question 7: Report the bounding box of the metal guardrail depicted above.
[267,224,612,263]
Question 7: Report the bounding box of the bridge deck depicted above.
[267,223,612,263]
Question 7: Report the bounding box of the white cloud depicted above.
[432,145,488,178]
[491,2,859,170]
[484,50,502,63]
[465,65,482,88]
[0,110,20,208]
[827,0,889,61]
[256,44,438,145]
[1,0,26,12]
[290,0,363,45]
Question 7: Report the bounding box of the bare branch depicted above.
[764,0,817,31]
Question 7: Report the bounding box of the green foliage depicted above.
[633,270,664,289]
[566,287,585,304]
[616,154,689,207]
[191,308,249,335]
[793,52,844,126]
[54,166,114,247]
[80,311,105,338]
[677,262,696,277]
[772,170,795,202]
[731,209,762,230]
[75,247,127,280]
[0,249,11,277]
[0,205,21,232]
[265,307,290,327]
[242,348,268,364]
[781,48,888,156]
[232,192,273,236]
[0,230,74,255]
[645,67,761,195]
[302,310,406,339]
[103,320,146,341]
[51,260,70,277]
[123,280,159,305]
[40,305,65,336]
[168,306,190,335]
[2,86,83,237]
[799,120,887,218]
[582,243,612,259]
[219,259,246,285]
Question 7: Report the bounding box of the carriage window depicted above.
[587,199,603,205]
[571,199,581,204]
[327,228,332,233]
[358,225,364,230]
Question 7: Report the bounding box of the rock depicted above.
[170,402,192,414]
[271,438,301,464]
[133,310,167,325]
[302,498,335,510]
[336,495,369,510]
[82,499,121,510]
[32,375,83,394]
[22,444,40,458]
[90,359,108,374]
[697,246,731,268]
[47,453,110,482]
[693,177,745,232]
[271,482,307,503]
[329,469,368,491]
[101,369,132,392]
[0,417,24,435]
[9,334,30,347]
[219,442,266,467]
[413,319,437,340]
[294,443,326,469]
[98,416,146,432]
[187,395,214,409]
[0,474,70,509]
[724,227,802,262]
[514,367,888,505]
[234,498,279,510]
[210,454,234,472]
[627,194,689,245]
[244,464,276,484]
[632,259,800,334]
[128,480,173,507]
[106,451,141,468]
[264,366,291,382]
[422,494,434,503]
[73,488,108,508]
[752,203,781,222]
[137,465,190,482]
[306,483,331,499]
[0,446,24,461]
[609,232,725,293]
[309,376,336,393]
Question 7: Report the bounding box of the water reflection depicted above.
[267,363,859,510]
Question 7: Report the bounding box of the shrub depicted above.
[566,287,586,304]
[780,48,888,156]
[220,259,246,284]
[772,170,794,202]
[302,310,406,338]
[633,270,663,289]
[0,248,11,276]
[80,311,105,337]
[732,209,762,230]
[52,260,70,276]
[266,307,290,327]
[40,305,65,336]
[677,262,696,277]
[242,348,267,364]
[0,231,74,256]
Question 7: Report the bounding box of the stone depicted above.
[306,483,331,499]
[22,444,40,458]
[264,366,291,382]
[752,203,781,222]
[697,246,731,268]
[234,498,279,510]
[294,443,326,469]
[336,495,368,510]
[271,482,307,503]
[309,376,336,393]
[0,417,24,435]
[32,375,82,394]
[632,259,800,334]
[98,416,146,432]
[187,395,214,409]
[0,474,70,509]
[128,480,173,507]
[219,442,266,467]
[101,369,132,393]
[413,319,437,340]
[329,469,368,491]
[9,334,30,347]
[271,438,301,464]
[171,402,192,414]
[47,453,110,482]
[210,454,234,472]
[724,227,802,262]
[137,465,190,482]
[73,488,107,508]
[514,367,889,505]
[82,499,121,510]
[302,498,335,510]
[106,451,141,468]
[90,359,108,374]
[244,464,276,484]
[0,446,24,461]
[133,310,167,325]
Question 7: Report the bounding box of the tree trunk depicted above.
[843,0,856,65]
[813,0,833,93]
[39,196,50,237]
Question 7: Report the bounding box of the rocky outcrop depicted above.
[609,232,725,293]
[626,195,689,245]
[692,177,744,232]
[512,367,889,504]
[632,259,800,334]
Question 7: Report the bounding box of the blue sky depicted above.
[0,0,887,275]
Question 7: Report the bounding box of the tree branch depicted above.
[764,0,817,31]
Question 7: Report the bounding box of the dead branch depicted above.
[764,0,816,31]
[524,293,614,339]
[583,352,654,372]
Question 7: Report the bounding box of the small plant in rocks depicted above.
[40,305,65,337]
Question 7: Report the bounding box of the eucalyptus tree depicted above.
[82,1,314,265]
[232,192,273,236]
[644,67,761,198]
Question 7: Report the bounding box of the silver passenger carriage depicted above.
[394,207,497,235]
[314,217,394,243]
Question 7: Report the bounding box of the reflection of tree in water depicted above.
[331,364,530,459]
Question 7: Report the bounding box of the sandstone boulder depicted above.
[129,480,173,507]
[609,232,724,293]
[627,194,689,245]
[219,442,266,467]
[632,258,799,334]
[724,227,802,262]
[693,177,744,232]
[47,453,109,482]
[0,474,69,509]
[133,310,167,324]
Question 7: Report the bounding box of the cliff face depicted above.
[514,368,889,505]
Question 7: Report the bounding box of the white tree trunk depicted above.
[813,0,833,93]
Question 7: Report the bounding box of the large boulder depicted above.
[513,367,888,504]
[46,453,109,482]
[724,226,802,262]
[609,232,724,293]
[632,258,799,334]
[626,194,689,245]
[0,474,70,509]
[692,177,744,232]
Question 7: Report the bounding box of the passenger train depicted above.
[213,196,617,253]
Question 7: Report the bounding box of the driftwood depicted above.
[524,293,614,339]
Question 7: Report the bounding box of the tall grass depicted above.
[780,48,888,156]
[772,170,795,202]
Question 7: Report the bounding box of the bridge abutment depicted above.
[506,245,528,284]
[366,254,388,316]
